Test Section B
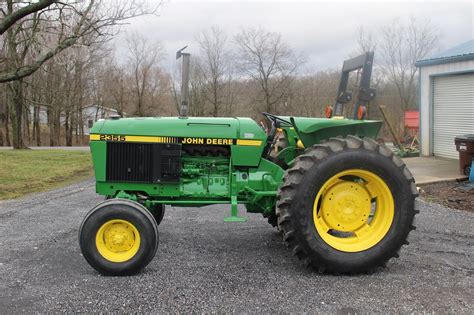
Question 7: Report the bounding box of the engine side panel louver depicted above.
[106,142,181,183]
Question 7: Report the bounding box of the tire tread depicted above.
[276,136,418,274]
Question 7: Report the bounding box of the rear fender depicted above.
[289,117,382,148]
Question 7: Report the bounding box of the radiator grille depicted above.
[106,142,180,183]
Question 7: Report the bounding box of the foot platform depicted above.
[224,216,247,222]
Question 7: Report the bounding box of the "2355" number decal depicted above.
[99,134,126,142]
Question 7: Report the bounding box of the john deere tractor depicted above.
[79,52,418,275]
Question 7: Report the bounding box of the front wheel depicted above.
[277,136,418,274]
[79,199,159,276]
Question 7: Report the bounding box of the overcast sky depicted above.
[113,0,473,72]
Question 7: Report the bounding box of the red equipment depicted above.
[405,111,419,132]
[404,110,419,148]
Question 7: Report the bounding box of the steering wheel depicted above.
[261,112,292,138]
[261,112,293,156]
[261,112,292,127]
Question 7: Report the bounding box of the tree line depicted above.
[0,1,439,148]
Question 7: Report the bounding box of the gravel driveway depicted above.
[0,179,472,313]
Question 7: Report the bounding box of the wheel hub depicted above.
[313,169,395,253]
[96,219,141,262]
[321,182,371,232]
[103,223,135,252]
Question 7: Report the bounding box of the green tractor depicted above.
[79,53,418,275]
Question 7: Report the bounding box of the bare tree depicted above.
[196,26,232,117]
[356,26,377,54]
[126,34,164,116]
[17,37,110,147]
[101,63,129,117]
[287,69,340,117]
[0,0,162,83]
[235,27,301,113]
[353,18,439,136]
[0,0,55,35]
[0,84,9,146]
[378,17,439,110]
[187,57,208,116]
[0,0,162,148]
[223,72,239,116]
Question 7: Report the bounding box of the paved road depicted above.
[0,179,472,313]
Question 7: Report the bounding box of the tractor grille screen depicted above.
[106,142,181,183]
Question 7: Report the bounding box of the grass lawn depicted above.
[0,150,93,200]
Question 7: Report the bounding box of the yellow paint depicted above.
[95,219,141,262]
[313,169,394,252]
[182,137,205,144]
[90,134,262,146]
[90,134,176,143]
[332,116,345,120]
[206,138,234,145]
[296,140,305,149]
[236,139,262,146]
[125,135,166,143]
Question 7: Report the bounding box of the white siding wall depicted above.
[419,60,474,157]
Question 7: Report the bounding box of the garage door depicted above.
[433,73,474,159]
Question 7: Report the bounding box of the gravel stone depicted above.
[0,179,472,313]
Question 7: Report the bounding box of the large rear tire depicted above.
[79,199,159,276]
[276,136,418,274]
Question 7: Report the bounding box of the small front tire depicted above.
[79,199,159,276]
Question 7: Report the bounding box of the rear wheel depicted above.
[264,212,279,228]
[277,136,418,274]
[79,199,159,276]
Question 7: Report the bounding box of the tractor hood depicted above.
[89,116,267,141]
[89,116,268,168]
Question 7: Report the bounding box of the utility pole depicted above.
[176,46,190,117]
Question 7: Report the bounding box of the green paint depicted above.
[89,115,381,221]
[232,118,267,166]
[289,117,382,147]
[89,141,106,181]
[224,195,247,222]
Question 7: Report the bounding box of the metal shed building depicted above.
[416,40,474,159]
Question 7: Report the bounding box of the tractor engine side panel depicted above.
[181,155,230,198]
[93,141,233,200]
[92,138,283,213]
[89,116,276,205]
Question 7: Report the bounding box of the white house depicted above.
[30,104,126,136]
[81,105,126,135]
[416,39,474,159]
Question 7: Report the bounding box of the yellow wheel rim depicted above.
[313,169,394,252]
[95,219,141,262]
